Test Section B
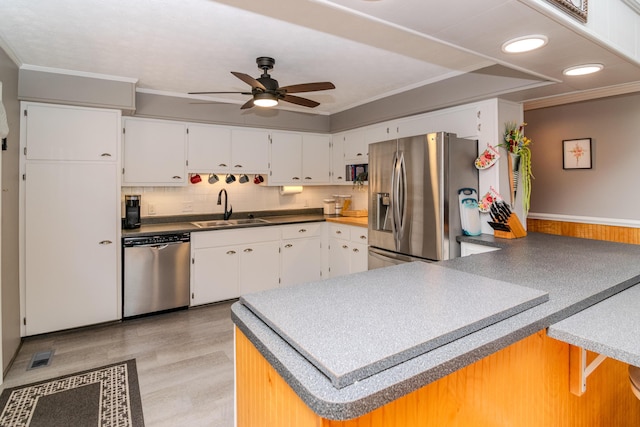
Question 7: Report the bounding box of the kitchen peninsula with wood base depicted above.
[231,233,640,426]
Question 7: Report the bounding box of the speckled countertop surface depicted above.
[548,283,640,367]
[231,232,640,420]
[241,262,548,389]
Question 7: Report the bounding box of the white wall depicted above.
[122,183,368,218]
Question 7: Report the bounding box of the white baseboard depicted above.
[527,212,640,228]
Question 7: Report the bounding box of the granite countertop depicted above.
[231,232,640,420]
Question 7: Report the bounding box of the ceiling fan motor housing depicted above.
[256,56,275,71]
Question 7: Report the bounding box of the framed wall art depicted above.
[563,138,592,169]
[547,0,588,23]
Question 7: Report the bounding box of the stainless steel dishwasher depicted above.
[122,233,190,318]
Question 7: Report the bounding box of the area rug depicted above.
[0,359,144,427]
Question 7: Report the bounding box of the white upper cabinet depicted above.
[122,117,187,186]
[270,131,303,184]
[230,128,270,173]
[302,134,331,184]
[269,132,330,185]
[342,129,368,163]
[24,103,119,161]
[396,105,480,139]
[364,122,398,144]
[331,134,346,184]
[187,124,232,172]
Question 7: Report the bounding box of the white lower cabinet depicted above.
[191,222,368,304]
[191,245,240,304]
[24,162,120,335]
[280,223,323,287]
[190,227,280,306]
[328,224,368,278]
[238,240,281,295]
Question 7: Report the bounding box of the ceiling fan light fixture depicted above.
[253,92,278,107]
[563,63,604,76]
[501,35,548,53]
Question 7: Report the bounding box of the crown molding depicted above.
[523,81,640,110]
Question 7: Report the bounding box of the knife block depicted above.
[493,213,527,239]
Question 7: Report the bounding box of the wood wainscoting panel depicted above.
[235,328,321,427]
[527,218,640,244]
[236,327,640,427]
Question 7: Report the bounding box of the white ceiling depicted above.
[0,0,639,115]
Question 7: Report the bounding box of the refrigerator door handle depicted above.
[391,152,400,247]
[398,152,407,232]
[392,152,407,248]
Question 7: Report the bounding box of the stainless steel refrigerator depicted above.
[368,132,478,269]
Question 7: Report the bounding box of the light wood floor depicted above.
[0,301,236,427]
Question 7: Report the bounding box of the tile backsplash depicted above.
[122,180,368,218]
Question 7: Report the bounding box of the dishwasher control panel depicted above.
[123,232,190,247]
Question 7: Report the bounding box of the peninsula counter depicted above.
[231,232,640,426]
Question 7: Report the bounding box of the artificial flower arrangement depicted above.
[500,122,533,213]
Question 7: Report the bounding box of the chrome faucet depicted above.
[217,189,232,220]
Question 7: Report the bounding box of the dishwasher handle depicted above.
[149,244,170,250]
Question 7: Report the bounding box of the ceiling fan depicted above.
[189,57,335,109]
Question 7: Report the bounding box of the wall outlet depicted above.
[182,201,193,212]
[148,203,156,215]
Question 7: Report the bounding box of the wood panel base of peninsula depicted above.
[235,327,640,426]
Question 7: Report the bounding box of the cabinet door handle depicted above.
[292,177,300,180]
[356,153,363,157]
[226,250,236,255]
[337,176,343,180]
[99,240,112,245]
[335,230,342,235]
[342,244,349,249]
[284,244,293,248]
[243,248,253,253]
[353,248,359,253]
[172,176,182,179]
[219,163,227,167]
[100,153,112,157]
[234,164,243,168]
[304,177,312,180]
[298,229,307,233]
[359,235,367,240]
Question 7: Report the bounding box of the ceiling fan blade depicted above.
[231,71,266,91]
[281,94,320,108]
[188,91,252,95]
[279,82,335,93]
[240,99,255,110]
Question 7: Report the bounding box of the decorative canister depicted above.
[323,198,336,215]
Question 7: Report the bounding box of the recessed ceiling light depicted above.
[563,64,604,76]
[501,35,548,53]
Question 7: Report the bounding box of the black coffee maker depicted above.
[123,195,141,229]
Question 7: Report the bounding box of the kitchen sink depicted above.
[191,218,270,228]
